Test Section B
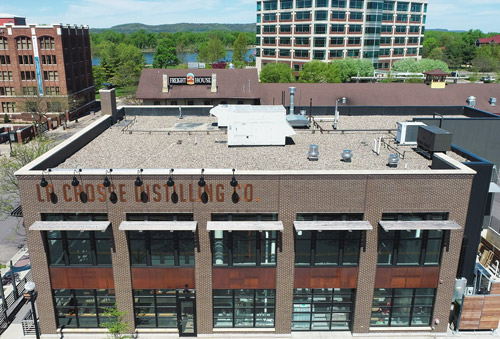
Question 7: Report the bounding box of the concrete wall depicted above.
[416,115,500,169]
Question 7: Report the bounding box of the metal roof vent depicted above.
[308,144,319,161]
[341,150,353,162]
[467,96,476,107]
[289,87,296,115]
[388,154,399,168]
[490,97,497,106]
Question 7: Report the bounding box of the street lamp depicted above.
[24,281,40,339]
[333,97,347,130]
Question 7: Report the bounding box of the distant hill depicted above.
[91,23,256,34]
[427,28,467,33]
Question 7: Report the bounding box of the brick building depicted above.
[0,16,95,122]
[16,93,500,337]
[255,0,428,72]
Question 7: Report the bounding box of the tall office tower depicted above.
[255,0,428,73]
[0,15,95,120]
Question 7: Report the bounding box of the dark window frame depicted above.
[211,213,279,267]
[42,213,110,267]
[295,213,364,267]
[126,213,195,267]
[371,288,435,327]
[292,288,355,331]
[53,289,115,328]
[133,288,196,328]
[213,289,275,328]
[377,212,448,267]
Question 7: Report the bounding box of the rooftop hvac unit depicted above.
[396,121,426,145]
[417,125,453,153]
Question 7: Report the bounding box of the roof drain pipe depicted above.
[289,87,296,115]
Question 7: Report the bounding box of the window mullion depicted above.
[339,232,345,266]
[253,290,257,328]
[409,289,416,325]
[174,232,179,266]
[232,291,236,328]
[91,232,98,266]
[311,231,316,266]
[146,233,152,266]
[256,232,261,266]
[94,290,99,326]
[420,231,428,265]
[393,232,400,266]
[229,232,233,266]
[62,232,70,266]
[73,290,80,327]
[154,290,159,327]
[388,289,394,326]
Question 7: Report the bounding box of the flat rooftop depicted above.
[56,114,467,171]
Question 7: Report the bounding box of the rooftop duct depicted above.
[490,97,497,106]
[288,87,296,115]
[467,96,476,107]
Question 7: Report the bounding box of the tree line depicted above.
[423,29,500,71]
[260,58,448,83]
[91,30,256,91]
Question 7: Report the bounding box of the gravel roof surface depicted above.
[57,115,464,171]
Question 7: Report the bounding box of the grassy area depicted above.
[95,85,138,100]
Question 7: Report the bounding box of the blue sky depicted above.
[3,0,500,32]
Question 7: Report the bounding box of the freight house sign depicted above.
[169,73,212,86]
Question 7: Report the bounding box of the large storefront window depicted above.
[127,214,194,267]
[371,288,435,327]
[54,289,115,328]
[292,288,354,331]
[43,213,111,266]
[213,289,275,328]
[134,289,195,328]
[211,214,278,266]
[295,213,363,266]
[377,213,447,266]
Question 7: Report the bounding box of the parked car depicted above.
[481,76,496,83]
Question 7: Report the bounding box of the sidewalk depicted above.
[1,325,498,339]
[0,111,104,159]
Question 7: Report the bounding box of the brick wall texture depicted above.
[18,171,474,336]
[0,24,95,116]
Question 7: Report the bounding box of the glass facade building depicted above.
[256,0,428,70]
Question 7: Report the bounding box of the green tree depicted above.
[232,33,247,63]
[197,36,226,63]
[472,44,500,71]
[299,60,341,83]
[427,47,445,61]
[330,58,374,82]
[153,38,180,68]
[99,304,131,339]
[392,58,449,73]
[0,136,56,214]
[259,63,295,83]
[93,65,108,91]
[113,44,145,87]
[3,113,9,123]
[423,37,439,58]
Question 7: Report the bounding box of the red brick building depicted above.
[0,16,95,122]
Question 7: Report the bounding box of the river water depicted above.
[92,49,256,66]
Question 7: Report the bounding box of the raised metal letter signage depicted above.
[169,73,212,86]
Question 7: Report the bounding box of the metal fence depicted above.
[0,270,32,334]
[21,308,37,336]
